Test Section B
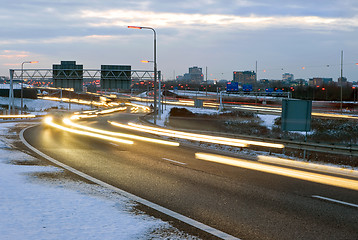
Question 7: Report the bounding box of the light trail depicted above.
[195,153,358,191]
[233,105,358,119]
[125,102,151,112]
[43,117,133,145]
[241,105,281,111]
[39,96,108,107]
[258,155,358,178]
[165,101,195,107]
[233,105,281,113]
[203,102,220,108]
[123,122,284,149]
[74,110,97,115]
[110,121,247,148]
[63,118,179,146]
[0,114,36,119]
[111,121,275,148]
[70,114,98,120]
[312,112,358,120]
[97,106,127,114]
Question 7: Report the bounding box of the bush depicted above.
[169,107,195,117]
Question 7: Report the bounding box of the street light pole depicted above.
[141,60,161,119]
[340,50,343,114]
[21,61,38,114]
[128,26,157,124]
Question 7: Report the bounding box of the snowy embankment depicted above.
[0,96,91,115]
[0,122,200,239]
[142,101,279,130]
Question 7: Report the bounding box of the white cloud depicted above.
[80,9,358,32]
[0,50,30,59]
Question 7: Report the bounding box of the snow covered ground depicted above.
[2,96,354,239]
[257,114,278,130]
[144,102,279,131]
[0,121,200,240]
[0,96,203,239]
[0,96,92,115]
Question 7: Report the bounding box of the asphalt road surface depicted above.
[23,111,358,240]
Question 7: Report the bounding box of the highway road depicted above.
[22,110,358,240]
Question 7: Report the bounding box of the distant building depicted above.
[259,79,270,85]
[0,76,7,83]
[218,79,228,84]
[189,66,204,83]
[309,77,333,86]
[338,77,348,86]
[101,65,131,90]
[323,78,333,85]
[233,71,256,85]
[282,73,294,83]
[53,61,83,92]
[177,66,204,83]
[291,78,307,86]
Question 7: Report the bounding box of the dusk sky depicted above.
[1,0,358,82]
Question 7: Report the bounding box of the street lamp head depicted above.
[22,61,39,65]
[128,26,142,29]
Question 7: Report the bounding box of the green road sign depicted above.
[281,99,312,131]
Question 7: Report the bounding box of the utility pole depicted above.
[206,66,208,96]
[255,60,258,82]
[340,50,343,113]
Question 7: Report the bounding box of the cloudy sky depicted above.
[1,0,358,82]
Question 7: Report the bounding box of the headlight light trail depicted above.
[119,122,284,149]
[258,155,358,178]
[312,112,358,120]
[125,103,150,112]
[234,105,358,119]
[0,114,36,119]
[97,107,127,114]
[70,114,98,120]
[64,118,179,147]
[43,117,133,145]
[109,121,248,148]
[195,153,358,191]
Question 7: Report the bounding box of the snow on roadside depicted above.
[0,97,92,115]
[257,114,278,130]
[0,122,200,240]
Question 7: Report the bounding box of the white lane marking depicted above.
[312,195,358,209]
[162,158,187,165]
[20,126,239,240]
[109,143,120,147]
